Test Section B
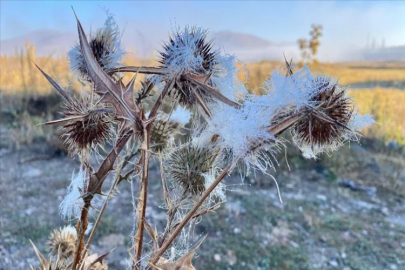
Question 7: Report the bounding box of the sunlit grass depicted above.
[349,88,405,145]
[237,61,405,93]
[1,44,404,145]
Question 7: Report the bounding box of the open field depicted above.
[2,45,404,146]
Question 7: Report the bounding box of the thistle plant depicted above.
[32,9,374,270]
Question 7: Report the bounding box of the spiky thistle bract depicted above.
[68,13,125,81]
[48,226,77,260]
[51,96,114,156]
[166,143,220,195]
[292,77,353,150]
[159,26,218,109]
[150,117,181,153]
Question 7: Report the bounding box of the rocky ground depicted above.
[0,127,405,269]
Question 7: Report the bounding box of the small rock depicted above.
[387,141,399,149]
[22,168,42,178]
[286,183,294,189]
[290,241,299,248]
[401,242,405,248]
[329,260,338,267]
[390,264,398,270]
[341,252,347,259]
[382,207,389,215]
[233,228,241,234]
[226,250,237,266]
[386,216,405,226]
[341,231,352,242]
[214,254,221,262]
[362,230,368,235]
[316,194,327,201]
[343,267,351,270]
[352,200,377,210]
[9,245,18,253]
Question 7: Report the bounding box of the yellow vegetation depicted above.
[349,88,405,145]
[1,43,404,145]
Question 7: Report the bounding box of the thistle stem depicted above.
[133,132,151,269]
[72,198,91,270]
[108,66,168,75]
[149,163,232,266]
[133,79,174,268]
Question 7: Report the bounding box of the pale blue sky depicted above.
[2,1,405,45]
[1,1,404,62]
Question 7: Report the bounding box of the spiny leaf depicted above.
[34,63,72,103]
[73,9,139,130]
[30,240,49,269]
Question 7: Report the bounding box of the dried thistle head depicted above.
[292,78,353,152]
[83,253,108,270]
[150,118,181,153]
[48,226,77,260]
[60,96,114,156]
[30,239,68,270]
[68,14,124,81]
[159,26,218,109]
[166,143,219,195]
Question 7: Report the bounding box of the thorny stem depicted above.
[149,163,233,266]
[133,128,151,269]
[72,199,91,270]
[89,130,133,194]
[133,78,175,268]
[72,130,133,269]
[108,66,168,75]
[80,143,138,269]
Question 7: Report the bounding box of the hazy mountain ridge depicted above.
[1,29,404,62]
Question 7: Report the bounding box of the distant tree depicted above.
[298,24,323,66]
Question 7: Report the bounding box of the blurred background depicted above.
[1,1,404,269]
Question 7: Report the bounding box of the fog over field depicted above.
[1,28,404,62]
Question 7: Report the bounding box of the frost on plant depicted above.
[34,9,375,269]
[68,13,125,81]
[59,168,87,220]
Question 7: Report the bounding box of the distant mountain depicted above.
[6,29,402,62]
[0,30,76,56]
[209,30,298,62]
[210,30,272,51]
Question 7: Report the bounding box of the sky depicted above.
[1,1,405,61]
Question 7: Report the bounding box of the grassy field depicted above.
[1,44,404,146]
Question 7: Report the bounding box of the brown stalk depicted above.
[133,78,175,269]
[79,172,120,269]
[149,163,232,266]
[71,130,133,270]
[89,130,134,194]
[183,74,241,109]
[108,66,169,75]
[72,199,91,270]
[133,129,150,269]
